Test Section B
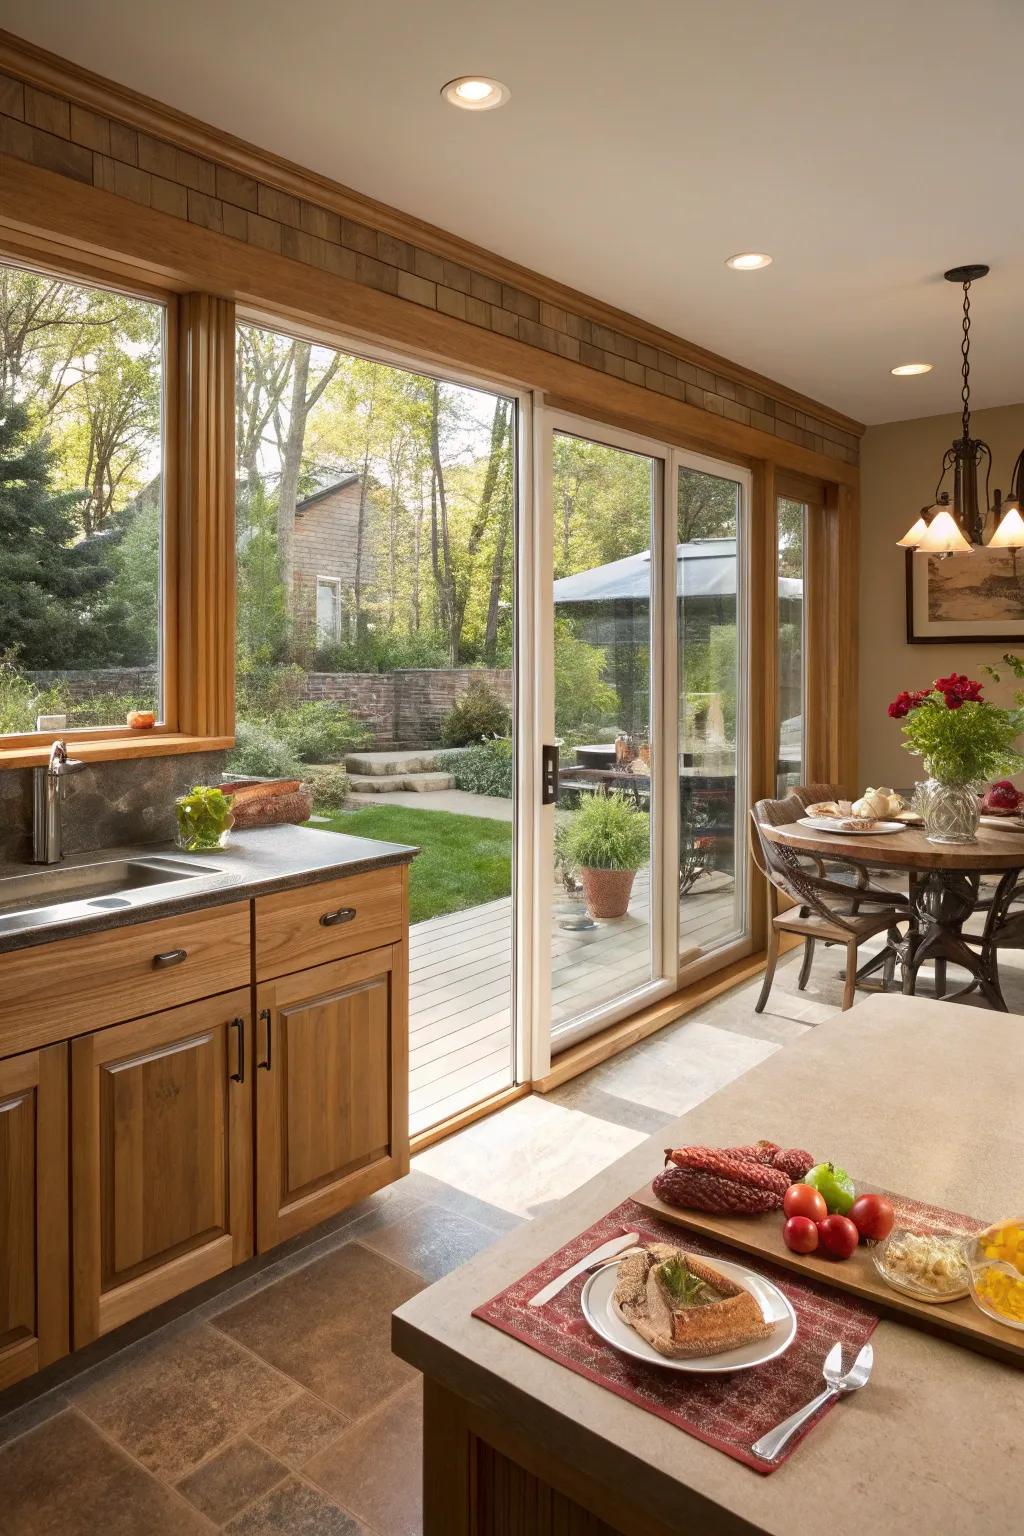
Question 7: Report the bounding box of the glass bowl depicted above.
[871,1227,971,1303]
[964,1219,1024,1332]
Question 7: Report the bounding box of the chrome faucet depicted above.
[32,739,86,864]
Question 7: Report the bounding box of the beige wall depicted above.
[859,402,1024,788]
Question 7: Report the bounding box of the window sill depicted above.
[0,733,234,771]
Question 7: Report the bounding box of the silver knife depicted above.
[527,1231,640,1307]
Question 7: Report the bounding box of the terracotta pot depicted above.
[577,866,637,919]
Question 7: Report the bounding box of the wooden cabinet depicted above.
[0,1045,68,1391]
[71,989,253,1345]
[0,860,411,1376]
[255,944,409,1251]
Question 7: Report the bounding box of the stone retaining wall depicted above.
[26,666,511,746]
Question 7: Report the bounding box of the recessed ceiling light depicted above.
[891,362,934,376]
[725,252,773,271]
[441,76,510,111]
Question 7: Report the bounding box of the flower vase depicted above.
[913,777,980,845]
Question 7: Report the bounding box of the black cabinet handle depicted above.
[319,907,357,927]
[153,948,187,968]
[229,1017,245,1083]
[257,1007,272,1071]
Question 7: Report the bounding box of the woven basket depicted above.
[578,866,637,920]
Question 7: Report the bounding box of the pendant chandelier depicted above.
[897,264,1024,555]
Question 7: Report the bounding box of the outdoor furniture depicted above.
[750,797,909,1013]
[758,816,1024,1010]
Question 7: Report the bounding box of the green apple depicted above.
[802,1161,856,1215]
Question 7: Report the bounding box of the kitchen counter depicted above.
[392,994,1024,1536]
[0,823,417,954]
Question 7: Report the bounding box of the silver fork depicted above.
[751,1341,873,1462]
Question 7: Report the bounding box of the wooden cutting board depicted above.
[632,1179,1024,1367]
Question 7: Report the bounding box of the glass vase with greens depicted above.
[175,785,234,852]
[888,672,1024,844]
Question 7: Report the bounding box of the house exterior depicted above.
[292,474,370,645]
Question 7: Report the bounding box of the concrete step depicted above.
[345,749,439,776]
[401,772,455,792]
[347,771,455,794]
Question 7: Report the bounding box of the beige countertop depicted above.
[392,995,1023,1536]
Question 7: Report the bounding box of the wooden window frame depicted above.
[0,239,234,768]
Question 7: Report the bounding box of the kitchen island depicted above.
[392,994,1024,1536]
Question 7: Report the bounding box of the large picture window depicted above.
[0,259,165,736]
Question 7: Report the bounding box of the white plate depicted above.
[979,813,1024,831]
[798,816,908,836]
[581,1254,797,1374]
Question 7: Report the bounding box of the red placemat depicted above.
[473,1197,879,1473]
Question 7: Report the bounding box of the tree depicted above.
[0,403,114,666]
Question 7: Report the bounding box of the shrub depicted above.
[226,720,300,779]
[437,737,513,798]
[274,700,365,763]
[560,792,650,871]
[440,678,511,747]
[303,763,351,813]
[553,617,618,733]
[0,658,67,733]
[313,626,448,673]
[236,663,307,720]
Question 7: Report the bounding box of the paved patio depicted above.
[409,871,738,1135]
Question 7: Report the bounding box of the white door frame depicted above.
[530,405,679,1067]
[673,445,754,984]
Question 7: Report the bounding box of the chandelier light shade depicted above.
[915,506,974,554]
[898,265,1024,554]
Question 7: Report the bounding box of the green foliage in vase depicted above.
[560,792,650,872]
[889,671,1024,786]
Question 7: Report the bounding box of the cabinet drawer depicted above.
[0,902,251,1056]
[255,866,405,981]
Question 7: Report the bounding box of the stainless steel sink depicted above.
[0,856,224,936]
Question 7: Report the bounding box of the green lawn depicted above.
[315,804,512,924]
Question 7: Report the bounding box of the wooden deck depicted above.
[409,872,738,1135]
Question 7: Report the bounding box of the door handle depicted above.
[320,906,357,927]
[541,744,559,805]
[229,1017,245,1083]
[257,1007,272,1071]
[153,948,188,968]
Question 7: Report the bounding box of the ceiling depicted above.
[4,0,1023,425]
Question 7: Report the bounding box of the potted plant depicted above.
[561,792,650,918]
[887,671,1024,843]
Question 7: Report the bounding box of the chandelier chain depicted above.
[961,280,972,442]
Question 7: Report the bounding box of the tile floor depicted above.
[3,932,1022,1534]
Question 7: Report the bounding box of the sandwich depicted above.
[614,1243,774,1359]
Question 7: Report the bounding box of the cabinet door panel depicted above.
[0,1045,68,1391]
[256,945,408,1251]
[73,991,252,1345]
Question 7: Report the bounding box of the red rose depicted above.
[944,691,963,709]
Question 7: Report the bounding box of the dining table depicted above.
[391,994,1024,1536]
[759,817,1024,1010]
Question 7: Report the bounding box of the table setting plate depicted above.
[580,1255,797,1374]
[798,816,908,835]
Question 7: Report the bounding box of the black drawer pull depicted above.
[229,1017,245,1083]
[153,948,188,968]
[319,906,357,927]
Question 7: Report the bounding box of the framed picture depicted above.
[906,548,1024,644]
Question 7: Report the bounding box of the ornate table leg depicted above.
[900,868,1012,1011]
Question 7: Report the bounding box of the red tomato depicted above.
[783,1182,828,1223]
[817,1214,860,1260]
[848,1193,895,1242]
[783,1216,820,1254]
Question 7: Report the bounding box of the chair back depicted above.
[787,782,840,809]
[749,796,863,932]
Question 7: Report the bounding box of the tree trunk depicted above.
[353,380,377,621]
[276,343,309,601]
[484,505,510,663]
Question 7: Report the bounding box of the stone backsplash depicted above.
[0,751,226,867]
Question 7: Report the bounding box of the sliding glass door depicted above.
[776,496,807,794]
[676,453,751,971]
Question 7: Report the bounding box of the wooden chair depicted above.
[785,782,909,913]
[750,797,908,1013]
